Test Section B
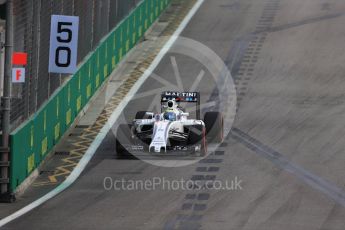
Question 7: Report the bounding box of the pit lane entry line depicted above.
[231,127,345,208]
[0,0,205,227]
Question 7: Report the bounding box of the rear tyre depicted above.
[188,125,207,157]
[204,112,224,143]
[115,124,135,159]
[135,111,152,119]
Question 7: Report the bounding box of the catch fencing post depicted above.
[0,0,15,203]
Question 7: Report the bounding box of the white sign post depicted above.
[12,68,25,83]
[49,15,79,74]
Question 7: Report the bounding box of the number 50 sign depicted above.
[49,15,79,74]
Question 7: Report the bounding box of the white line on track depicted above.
[0,0,205,227]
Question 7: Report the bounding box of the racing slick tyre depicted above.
[187,125,207,157]
[204,112,224,143]
[115,124,136,159]
[135,111,153,119]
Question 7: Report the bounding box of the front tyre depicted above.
[204,112,224,143]
[187,125,207,157]
[115,124,135,159]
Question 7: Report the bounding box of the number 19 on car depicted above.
[49,15,79,74]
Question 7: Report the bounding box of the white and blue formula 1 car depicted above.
[115,91,223,158]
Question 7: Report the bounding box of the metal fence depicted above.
[10,0,141,130]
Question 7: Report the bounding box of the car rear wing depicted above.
[161,91,201,120]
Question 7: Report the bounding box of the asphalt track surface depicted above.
[4,0,345,229]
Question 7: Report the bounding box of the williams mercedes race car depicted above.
[115,91,223,158]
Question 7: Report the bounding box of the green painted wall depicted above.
[10,0,171,191]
